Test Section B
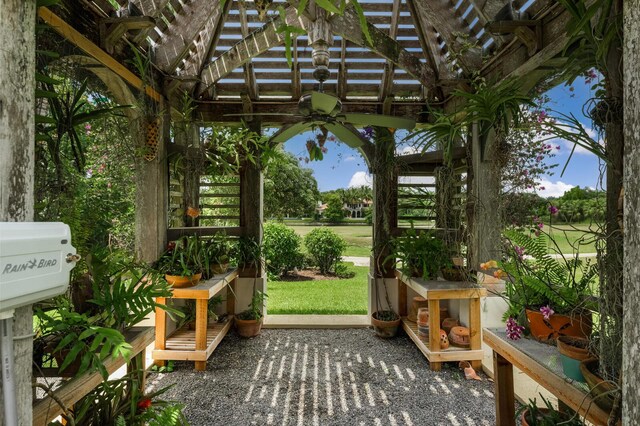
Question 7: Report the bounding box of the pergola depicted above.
[1,0,640,423]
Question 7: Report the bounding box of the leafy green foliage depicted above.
[516,395,585,425]
[199,126,272,175]
[263,222,303,277]
[237,291,268,321]
[323,194,347,223]
[304,228,347,275]
[264,150,319,219]
[204,232,233,267]
[156,236,205,277]
[499,229,598,321]
[386,225,452,280]
[407,110,466,166]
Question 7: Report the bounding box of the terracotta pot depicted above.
[371,311,400,338]
[416,307,429,323]
[210,263,229,275]
[235,317,263,338]
[520,408,557,426]
[165,273,201,288]
[441,267,466,281]
[448,326,470,348]
[439,329,449,349]
[557,336,590,382]
[441,318,460,334]
[580,358,616,412]
[525,309,592,342]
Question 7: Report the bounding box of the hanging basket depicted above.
[144,117,161,161]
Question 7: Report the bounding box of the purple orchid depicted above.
[540,305,554,320]
[506,317,525,340]
[548,205,559,215]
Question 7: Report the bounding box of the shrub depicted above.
[263,223,303,277]
[304,228,347,275]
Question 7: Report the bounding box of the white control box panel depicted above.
[0,222,77,312]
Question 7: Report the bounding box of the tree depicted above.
[263,150,319,219]
[323,194,346,222]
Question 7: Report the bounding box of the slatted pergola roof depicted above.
[54,0,559,123]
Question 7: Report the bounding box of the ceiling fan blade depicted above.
[323,123,366,148]
[341,113,415,130]
[311,91,339,115]
[270,122,313,144]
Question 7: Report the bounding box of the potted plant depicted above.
[178,295,225,330]
[579,358,618,412]
[556,336,590,382]
[156,236,204,287]
[204,232,233,276]
[488,229,597,343]
[235,291,267,338]
[235,236,263,278]
[34,249,180,378]
[386,225,452,280]
[516,396,584,425]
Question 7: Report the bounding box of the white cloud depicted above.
[532,179,575,198]
[344,155,357,162]
[396,145,419,155]
[348,171,372,188]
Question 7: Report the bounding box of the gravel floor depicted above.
[148,329,497,426]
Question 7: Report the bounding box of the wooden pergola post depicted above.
[468,123,501,269]
[623,1,640,422]
[242,120,264,250]
[135,107,169,263]
[0,1,36,424]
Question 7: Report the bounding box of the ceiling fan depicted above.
[225,43,416,148]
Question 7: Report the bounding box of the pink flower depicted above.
[320,146,328,154]
[514,245,525,259]
[506,317,525,340]
[540,305,554,320]
[548,205,559,215]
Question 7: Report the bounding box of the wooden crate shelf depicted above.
[396,271,486,371]
[153,269,237,371]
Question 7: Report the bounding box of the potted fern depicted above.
[488,229,596,342]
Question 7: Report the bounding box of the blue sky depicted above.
[280,77,602,197]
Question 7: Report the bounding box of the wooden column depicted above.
[493,351,516,426]
[468,123,501,269]
[135,108,169,262]
[173,121,200,229]
[0,1,36,424]
[623,1,640,422]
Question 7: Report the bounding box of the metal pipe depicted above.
[1,314,18,426]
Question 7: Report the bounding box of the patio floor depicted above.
[148,329,498,426]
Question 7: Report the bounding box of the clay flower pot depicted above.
[165,273,201,288]
[441,266,466,281]
[556,336,590,382]
[408,296,428,322]
[441,318,460,334]
[210,263,229,275]
[580,358,616,412]
[525,309,592,342]
[371,311,400,338]
[448,326,471,348]
[235,317,263,338]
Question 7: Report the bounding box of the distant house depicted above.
[316,202,328,216]
[344,199,372,218]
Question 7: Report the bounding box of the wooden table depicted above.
[32,326,154,426]
[484,328,610,426]
[153,269,237,371]
[396,271,486,371]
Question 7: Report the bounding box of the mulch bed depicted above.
[277,268,341,281]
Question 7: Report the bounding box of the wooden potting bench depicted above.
[153,269,237,371]
[396,271,486,371]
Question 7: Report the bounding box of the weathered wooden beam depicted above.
[239,0,259,101]
[337,38,347,99]
[409,0,483,72]
[37,7,163,102]
[99,16,155,54]
[199,6,311,97]
[329,5,436,90]
[153,0,226,73]
[195,100,426,124]
[379,0,401,101]
[291,42,301,99]
[486,19,542,56]
[130,0,170,17]
[397,147,467,165]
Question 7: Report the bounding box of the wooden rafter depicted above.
[291,36,301,99]
[337,38,347,99]
[130,0,171,44]
[410,0,483,72]
[329,5,436,89]
[153,0,227,73]
[379,0,401,101]
[198,6,311,97]
[238,0,259,101]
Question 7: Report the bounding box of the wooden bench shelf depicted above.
[153,269,238,371]
[396,271,487,371]
[32,326,154,426]
[484,328,611,426]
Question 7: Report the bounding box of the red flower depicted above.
[167,241,176,251]
[137,398,152,411]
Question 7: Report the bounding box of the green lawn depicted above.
[267,264,369,315]
[286,224,372,257]
[545,223,598,254]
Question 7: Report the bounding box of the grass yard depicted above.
[545,223,598,254]
[267,264,369,315]
[286,224,372,257]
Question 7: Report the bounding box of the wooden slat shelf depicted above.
[396,271,485,371]
[154,269,238,370]
[33,326,154,426]
[402,318,484,362]
[153,319,233,362]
